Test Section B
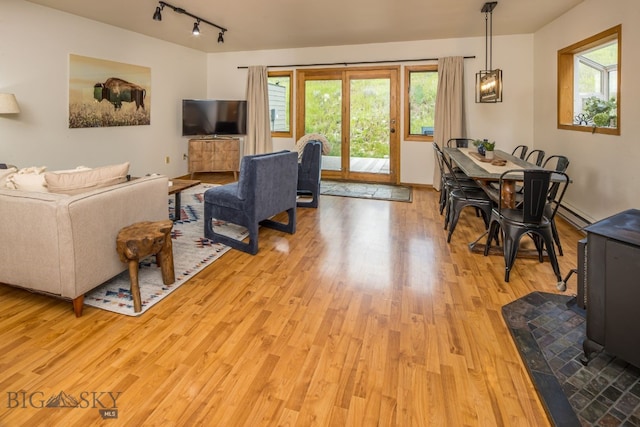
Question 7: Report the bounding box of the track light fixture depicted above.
[152,1,228,43]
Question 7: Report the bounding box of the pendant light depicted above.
[476,2,503,103]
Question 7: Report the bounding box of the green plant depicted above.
[583,96,617,127]
[483,141,496,151]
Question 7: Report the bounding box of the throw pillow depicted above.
[45,162,130,195]
[5,166,48,192]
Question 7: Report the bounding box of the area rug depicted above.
[502,292,640,426]
[320,180,412,202]
[84,184,248,316]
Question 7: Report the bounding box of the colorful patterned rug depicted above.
[84,184,247,316]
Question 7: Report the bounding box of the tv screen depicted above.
[182,99,247,137]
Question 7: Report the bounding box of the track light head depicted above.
[153,6,163,21]
[192,21,200,35]
[218,31,224,43]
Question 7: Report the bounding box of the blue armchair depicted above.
[203,150,298,255]
[297,140,322,208]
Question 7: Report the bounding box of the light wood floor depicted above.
[0,173,584,426]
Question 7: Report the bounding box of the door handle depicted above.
[390,128,396,133]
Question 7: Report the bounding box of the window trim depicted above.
[268,70,293,138]
[404,64,438,142]
[557,25,621,135]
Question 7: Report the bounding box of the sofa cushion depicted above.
[5,166,48,192]
[45,162,130,195]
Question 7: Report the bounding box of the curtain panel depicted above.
[244,66,272,156]
[432,56,464,190]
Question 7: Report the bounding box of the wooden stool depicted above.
[116,220,175,313]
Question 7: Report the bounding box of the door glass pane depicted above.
[304,80,342,171]
[349,78,390,174]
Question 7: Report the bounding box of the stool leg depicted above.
[127,259,142,313]
[157,236,175,285]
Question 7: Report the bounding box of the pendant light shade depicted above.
[476,2,503,103]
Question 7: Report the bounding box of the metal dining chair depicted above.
[542,155,570,255]
[484,169,570,285]
[436,145,495,243]
[433,143,481,216]
[511,145,528,160]
[525,149,546,166]
[446,138,474,148]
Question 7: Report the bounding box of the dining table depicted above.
[443,147,566,255]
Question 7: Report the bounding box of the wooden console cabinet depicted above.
[188,138,240,179]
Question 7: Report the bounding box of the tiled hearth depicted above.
[502,292,640,426]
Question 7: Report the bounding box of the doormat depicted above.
[320,180,412,202]
[84,184,248,316]
[502,292,640,426]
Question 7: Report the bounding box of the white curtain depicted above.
[244,66,272,156]
[432,56,465,190]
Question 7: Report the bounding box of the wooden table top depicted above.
[168,179,201,195]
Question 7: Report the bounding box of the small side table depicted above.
[116,220,175,313]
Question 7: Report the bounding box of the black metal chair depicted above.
[511,145,528,160]
[525,149,546,166]
[433,143,481,216]
[435,145,495,243]
[484,169,569,284]
[446,138,474,148]
[542,155,570,255]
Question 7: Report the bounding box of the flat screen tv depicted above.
[182,99,247,137]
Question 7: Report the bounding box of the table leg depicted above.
[173,192,181,222]
[501,180,516,208]
[127,259,142,313]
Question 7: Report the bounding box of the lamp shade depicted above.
[0,93,20,114]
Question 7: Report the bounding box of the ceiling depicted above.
[26,0,583,53]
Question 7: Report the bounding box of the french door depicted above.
[296,66,400,184]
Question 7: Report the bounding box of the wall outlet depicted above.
[183,153,188,160]
[164,156,170,164]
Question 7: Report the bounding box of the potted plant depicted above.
[473,139,487,155]
[483,141,496,159]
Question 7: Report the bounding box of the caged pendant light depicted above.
[476,2,503,103]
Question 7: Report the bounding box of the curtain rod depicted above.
[237,55,476,69]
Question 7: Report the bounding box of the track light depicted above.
[152,5,163,21]
[152,1,227,43]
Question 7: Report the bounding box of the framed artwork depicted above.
[69,54,151,128]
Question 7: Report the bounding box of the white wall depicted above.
[206,34,534,185]
[534,0,640,222]
[0,0,207,177]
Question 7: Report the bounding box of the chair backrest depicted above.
[299,140,322,179]
[525,149,546,166]
[237,151,298,216]
[434,143,476,199]
[498,169,569,223]
[542,155,570,203]
[446,138,474,148]
[432,142,446,175]
[511,145,528,160]
[542,155,570,173]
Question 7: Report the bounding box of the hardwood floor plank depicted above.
[0,172,585,426]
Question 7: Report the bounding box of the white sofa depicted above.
[0,174,169,316]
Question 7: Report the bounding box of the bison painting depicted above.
[94,77,146,111]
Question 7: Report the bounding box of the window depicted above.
[558,25,621,135]
[404,65,438,141]
[267,71,293,137]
